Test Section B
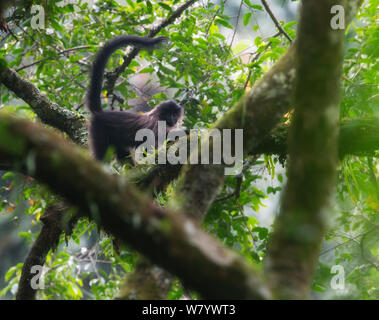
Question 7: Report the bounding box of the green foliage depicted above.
[205,157,274,264]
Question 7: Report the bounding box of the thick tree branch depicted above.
[338,117,379,158]
[0,113,268,299]
[129,115,379,200]
[0,115,376,191]
[0,66,88,146]
[16,203,78,300]
[265,0,345,299]
[257,116,379,159]
[118,256,174,300]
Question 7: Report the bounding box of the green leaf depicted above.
[5,266,17,282]
[311,283,326,292]
[2,172,14,180]
[243,12,252,26]
[146,0,153,13]
[158,2,172,11]
[254,36,262,46]
[50,19,64,33]
[215,18,233,29]
[284,21,297,28]
[139,66,154,73]
[125,0,135,7]
[251,4,263,11]
[18,232,32,240]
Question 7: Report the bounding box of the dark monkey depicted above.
[86,36,184,162]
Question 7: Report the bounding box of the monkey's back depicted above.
[89,110,154,160]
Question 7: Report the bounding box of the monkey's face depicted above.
[157,100,184,128]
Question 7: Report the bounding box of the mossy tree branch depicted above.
[0,113,267,299]
[265,0,345,299]
[0,66,88,146]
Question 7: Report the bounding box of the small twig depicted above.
[214,174,243,203]
[16,45,91,72]
[319,228,376,257]
[7,27,19,41]
[205,1,224,37]
[75,103,85,111]
[367,157,379,200]
[229,0,244,48]
[213,192,236,203]
[16,204,78,300]
[243,32,281,89]
[260,0,292,43]
[213,157,258,203]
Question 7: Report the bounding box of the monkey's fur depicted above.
[86,36,183,162]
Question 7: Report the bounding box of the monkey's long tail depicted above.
[87,35,169,114]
